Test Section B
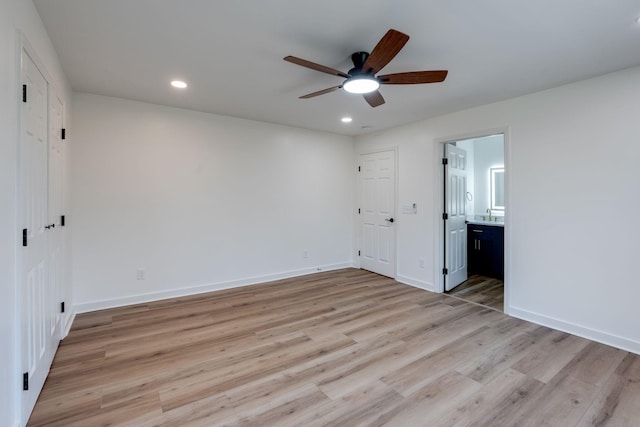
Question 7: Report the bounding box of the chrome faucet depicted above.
[486,208,492,221]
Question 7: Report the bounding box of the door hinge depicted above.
[23,372,29,391]
[358,250,361,256]
[22,84,27,103]
[61,128,66,140]
[22,228,27,247]
[61,301,65,313]
[442,213,448,220]
[358,166,361,172]
[61,215,65,227]
[442,158,448,165]
[443,267,448,275]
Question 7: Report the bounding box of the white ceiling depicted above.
[34,0,640,136]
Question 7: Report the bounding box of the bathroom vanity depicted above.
[467,221,504,279]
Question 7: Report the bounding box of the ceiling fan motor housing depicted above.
[350,51,370,75]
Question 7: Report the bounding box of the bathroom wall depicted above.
[471,134,504,217]
[455,134,504,218]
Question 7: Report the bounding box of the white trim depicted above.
[62,310,76,338]
[395,274,435,292]
[17,31,58,97]
[509,306,640,356]
[74,262,354,313]
[13,31,25,427]
[502,129,513,315]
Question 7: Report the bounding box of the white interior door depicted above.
[359,150,396,278]
[20,50,59,423]
[444,144,468,291]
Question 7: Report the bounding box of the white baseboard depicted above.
[74,262,355,313]
[62,309,76,338]
[509,306,640,356]
[395,274,435,292]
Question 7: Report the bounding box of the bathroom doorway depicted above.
[441,133,506,311]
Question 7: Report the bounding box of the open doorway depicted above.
[442,133,505,311]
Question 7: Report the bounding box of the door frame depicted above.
[356,146,398,278]
[433,128,512,313]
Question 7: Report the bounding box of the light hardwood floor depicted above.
[29,269,639,426]
[447,275,504,312]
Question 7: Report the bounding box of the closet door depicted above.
[20,49,60,423]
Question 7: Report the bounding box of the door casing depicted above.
[433,128,511,313]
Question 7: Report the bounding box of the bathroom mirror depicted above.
[490,167,505,210]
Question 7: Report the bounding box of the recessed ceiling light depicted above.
[341,117,353,123]
[171,80,188,89]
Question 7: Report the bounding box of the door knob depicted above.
[385,218,394,223]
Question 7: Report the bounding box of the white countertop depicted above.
[466,219,504,227]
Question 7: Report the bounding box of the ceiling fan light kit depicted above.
[343,76,380,94]
[284,29,448,107]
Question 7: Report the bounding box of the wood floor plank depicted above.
[282,380,404,427]
[512,329,590,383]
[447,274,504,311]
[576,372,640,427]
[435,368,541,427]
[454,325,551,384]
[27,268,640,426]
[234,383,329,426]
[554,341,628,387]
[140,391,238,427]
[382,371,484,427]
[513,373,598,426]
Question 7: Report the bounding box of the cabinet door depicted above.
[467,229,478,274]
[468,225,502,278]
[468,226,490,275]
[494,227,504,279]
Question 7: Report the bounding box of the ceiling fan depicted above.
[284,29,448,108]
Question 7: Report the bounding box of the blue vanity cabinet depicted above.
[467,224,504,279]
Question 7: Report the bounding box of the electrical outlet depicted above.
[419,258,425,269]
[303,250,309,259]
[136,268,145,280]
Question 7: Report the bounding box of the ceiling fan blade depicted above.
[284,56,350,78]
[363,90,385,107]
[378,70,448,84]
[361,29,409,75]
[299,85,342,99]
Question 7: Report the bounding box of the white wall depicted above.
[71,94,354,311]
[355,66,640,354]
[0,1,72,425]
